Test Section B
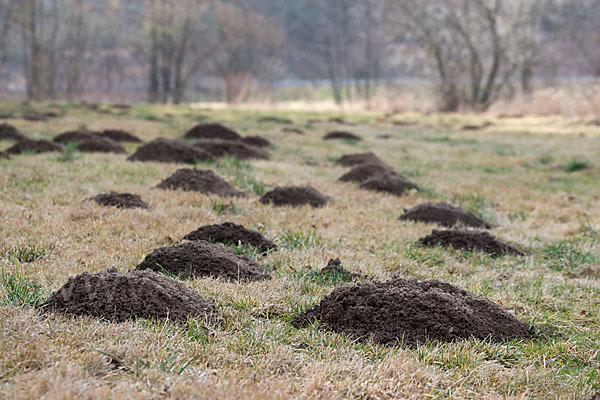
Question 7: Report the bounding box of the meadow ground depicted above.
[0,101,599,399]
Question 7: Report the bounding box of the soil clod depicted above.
[399,202,491,228]
[194,139,269,160]
[184,123,242,141]
[156,168,245,198]
[0,123,25,141]
[338,163,395,183]
[45,268,220,323]
[260,185,329,207]
[183,222,277,253]
[292,277,531,347]
[127,138,212,164]
[86,191,149,209]
[6,138,63,154]
[359,173,418,196]
[53,130,98,144]
[76,137,127,154]
[419,229,524,256]
[242,135,271,148]
[136,240,268,281]
[282,127,304,135]
[323,131,361,141]
[335,152,388,167]
[319,258,363,281]
[100,129,142,143]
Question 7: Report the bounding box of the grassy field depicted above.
[1,101,599,399]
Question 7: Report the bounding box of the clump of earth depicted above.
[6,138,63,154]
[335,152,388,167]
[183,222,277,253]
[399,202,490,229]
[76,137,127,154]
[338,163,395,183]
[184,123,242,141]
[53,130,98,144]
[419,229,524,256]
[292,277,531,347]
[282,128,304,135]
[135,240,268,281]
[260,185,330,207]
[99,129,142,143]
[359,174,418,196]
[319,258,363,281]
[86,191,149,209]
[127,138,212,164]
[156,168,245,198]
[44,268,220,323]
[242,136,271,148]
[323,131,361,141]
[0,123,25,141]
[193,139,269,160]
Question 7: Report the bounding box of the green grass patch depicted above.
[563,158,591,172]
[0,266,47,307]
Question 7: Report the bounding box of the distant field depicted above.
[1,101,599,399]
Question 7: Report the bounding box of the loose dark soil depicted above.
[193,139,269,160]
[0,123,25,141]
[156,168,245,198]
[419,229,524,256]
[53,130,98,144]
[399,202,491,229]
[100,129,142,143]
[0,150,9,159]
[320,258,363,280]
[282,127,304,135]
[338,163,395,183]
[76,137,127,154]
[184,123,242,141]
[6,138,63,154]
[135,240,268,281]
[258,116,292,124]
[183,222,277,253]
[323,131,361,141]
[260,185,329,207]
[292,277,531,347]
[21,113,48,121]
[335,152,387,167]
[87,191,149,209]
[242,136,271,148]
[127,138,212,164]
[359,173,418,196]
[45,268,220,323]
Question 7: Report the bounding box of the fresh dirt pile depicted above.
[45,268,220,323]
[6,139,63,154]
[399,202,490,229]
[0,123,25,141]
[338,163,395,183]
[53,130,98,144]
[419,229,524,256]
[183,222,277,253]
[282,127,304,135]
[323,131,361,141]
[319,258,363,281]
[258,116,293,124]
[127,138,212,164]
[100,129,142,143]
[360,173,418,196]
[86,191,149,209]
[76,137,127,154]
[184,123,242,141]
[0,150,9,159]
[193,139,269,160]
[335,152,388,167]
[292,277,531,347]
[156,168,245,198]
[242,136,271,148]
[260,185,330,207]
[136,240,268,281]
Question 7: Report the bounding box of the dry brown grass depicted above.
[0,102,599,399]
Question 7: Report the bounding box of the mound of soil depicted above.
[127,138,212,164]
[282,127,304,135]
[338,163,395,183]
[183,222,277,253]
[419,229,524,256]
[292,277,531,347]
[242,136,271,148]
[258,116,292,124]
[0,123,25,141]
[156,168,245,198]
[399,202,491,229]
[260,185,330,207]
[6,138,63,154]
[53,130,98,144]
[0,150,9,159]
[45,268,219,323]
[184,123,242,141]
[136,240,268,281]
[323,131,361,141]
[320,258,363,280]
[87,191,149,209]
[100,129,142,143]
[21,113,48,121]
[76,137,127,154]
[335,152,387,167]
[360,173,418,196]
[193,139,269,160]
